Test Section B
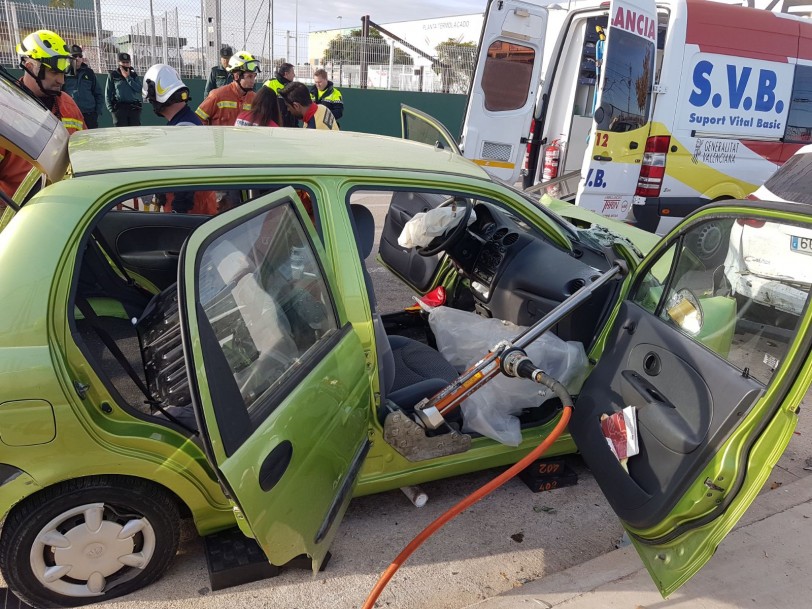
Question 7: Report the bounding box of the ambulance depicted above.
[406,0,812,263]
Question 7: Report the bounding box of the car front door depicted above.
[570,202,812,595]
[178,187,371,568]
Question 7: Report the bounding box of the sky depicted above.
[298,0,487,31]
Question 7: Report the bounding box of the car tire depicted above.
[0,476,181,608]
[686,219,729,267]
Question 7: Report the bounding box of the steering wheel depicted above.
[416,197,473,257]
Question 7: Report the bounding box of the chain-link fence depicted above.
[1,0,476,91]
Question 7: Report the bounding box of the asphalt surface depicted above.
[5,195,812,608]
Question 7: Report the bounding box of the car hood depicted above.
[539,194,661,259]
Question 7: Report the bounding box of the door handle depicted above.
[593,155,612,161]
[629,141,639,150]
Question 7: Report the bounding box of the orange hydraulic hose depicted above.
[360,405,573,609]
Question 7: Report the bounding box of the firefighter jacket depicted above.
[105,68,143,111]
[204,65,229,98]
[309,81,343,121]
[195,81,255,126]
[301,103,339,131]
[63,62,103,117]
[265,76,297,127]
[1,92,84,201]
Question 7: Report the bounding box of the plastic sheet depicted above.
[428,306,589,446]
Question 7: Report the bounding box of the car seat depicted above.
[349,203,458,419]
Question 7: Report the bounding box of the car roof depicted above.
[68,126,489,179]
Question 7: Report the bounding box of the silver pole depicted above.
[294,0,298,68]
[286,29,290,63]
[93,0,102,70]
[388,38,394,90]
[270,0,274,65]
[200,0,206,74]
[149,0,157,65]
[162,15,168,64]
[243,0,246,48]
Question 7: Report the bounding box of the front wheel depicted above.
[0,476,181,608]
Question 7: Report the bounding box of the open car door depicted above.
[575,0,658,220]
[0,71,69,225]
[570,202,812,596]
[400,104,460,154]
[460,0,547,183]
[179,187,371,568]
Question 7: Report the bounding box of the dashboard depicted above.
[446,202,616,345]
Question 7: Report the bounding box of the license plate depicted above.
[790,235,812,256]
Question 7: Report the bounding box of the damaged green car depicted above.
[0,71,809,608]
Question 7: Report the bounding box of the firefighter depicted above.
[309,68,343,123]
[195,50,259,126]
[264,62,297,127]
[1,29,85,201]
[203,45,233,98]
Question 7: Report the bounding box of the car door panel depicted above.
[98,211,209,289]
[180,187,371,568]
[379,190,444,292]
[573,301,763,529]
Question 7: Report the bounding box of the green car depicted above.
[0,73,810,608]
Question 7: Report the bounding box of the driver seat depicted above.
[350,204,458,416]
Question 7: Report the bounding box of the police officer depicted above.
[309,68,343,123]
[204,45,233,98]
[63,44,104,128]
[105,52,143,126]
[265,62,297,127]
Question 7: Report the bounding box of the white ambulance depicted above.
[404,0,812,262]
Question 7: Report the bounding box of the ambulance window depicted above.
[784,65,812,144]
[594,29,654,132]
[482,40,535,112]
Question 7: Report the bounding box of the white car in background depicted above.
[725,145,812,319]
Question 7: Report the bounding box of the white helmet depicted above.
[143,63,188,104]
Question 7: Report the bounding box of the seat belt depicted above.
[75,297,198,436]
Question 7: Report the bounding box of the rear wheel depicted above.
[0,476,180,608]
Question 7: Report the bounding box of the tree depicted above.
[434,38,477,94]
[634,46,653,112]
[49,0,74,6]
[323,28,413,66]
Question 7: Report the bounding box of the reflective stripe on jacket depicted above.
[309,82,344,121]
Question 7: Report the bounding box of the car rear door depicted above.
[576,0,657,220]
[178,187,372,568]
[570,202,812,596]
[459,0,547,183]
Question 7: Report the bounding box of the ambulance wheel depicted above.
[0,476,180,608]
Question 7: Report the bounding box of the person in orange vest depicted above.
[195,50,259,126]
[0,29,85,203]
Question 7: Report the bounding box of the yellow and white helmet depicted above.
[227,51,260,73]
[143,63,188,104]
[16,29,72,73]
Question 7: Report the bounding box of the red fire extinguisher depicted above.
[542,140,561,181]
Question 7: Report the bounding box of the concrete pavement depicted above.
[466,472,812,609]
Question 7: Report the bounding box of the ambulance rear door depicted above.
[576,0,658,220]
[460,0,548,183]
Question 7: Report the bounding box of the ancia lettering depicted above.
[611,7,656,41]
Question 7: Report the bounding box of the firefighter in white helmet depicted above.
[142,63,201,126]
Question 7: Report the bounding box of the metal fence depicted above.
[1,0,476,91]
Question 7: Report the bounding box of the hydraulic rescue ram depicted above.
[412,261,628,431]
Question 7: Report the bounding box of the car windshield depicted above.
[495,178,580,240]
[763,151,812,204]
